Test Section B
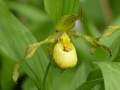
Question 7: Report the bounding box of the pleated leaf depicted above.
[0,1,52,90]
[76,78,103,90]
[71,62,92,90]
[44,0,80,24]
[96,62,120,90]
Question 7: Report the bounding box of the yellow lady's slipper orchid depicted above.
[13,9,120,84]
[53,32,77,69]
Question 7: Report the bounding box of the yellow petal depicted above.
[53,32,77,69]
[53,42,77,69]
[58,32,71,51]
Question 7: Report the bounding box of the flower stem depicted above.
[43,61,51,87]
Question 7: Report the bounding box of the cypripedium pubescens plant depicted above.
[13,10,120,84]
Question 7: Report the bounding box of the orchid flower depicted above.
[13,10,120,84]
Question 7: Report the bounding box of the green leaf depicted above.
[1,50,17,90]
[76,78,103,90]
[87,69,102,81]
[22,77,38,90]
[96,62,120,90]
[0,1,52,90]
[44,0,80,24]
[71,62,92,90]
[9,2,50,22]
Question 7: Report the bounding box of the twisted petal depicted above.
[13,41,46,83]
[96,25,120,41]
[68,30,112,57]
[102,25,120,37]
[13,32,62,83]
[91,25,120,56]
[13,58,24,84]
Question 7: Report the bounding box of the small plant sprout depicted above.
[13,10,120,84]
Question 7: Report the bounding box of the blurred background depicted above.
[1,0,120,90]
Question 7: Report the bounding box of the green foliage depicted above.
[44,0,80,24]
[1,51,15,90]
[97,62,120,90]
[0,0,52,90]
[76,78,103,90]
[1,0,120,90]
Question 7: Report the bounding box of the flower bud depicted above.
[53,32,77,69]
